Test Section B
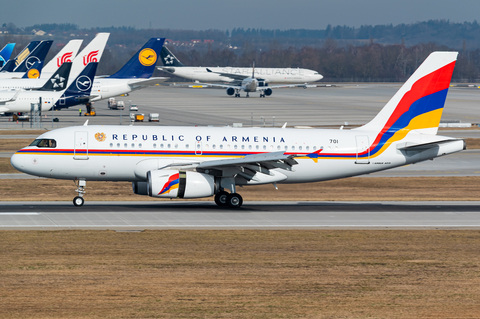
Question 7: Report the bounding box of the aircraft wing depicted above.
[0,90,21,103]
[159,151,298,182]
[127,77,169,90]
[206,68,249,81]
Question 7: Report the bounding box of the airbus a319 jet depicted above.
[11,52,464,208]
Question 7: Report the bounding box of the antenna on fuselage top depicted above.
[83,120,89,126]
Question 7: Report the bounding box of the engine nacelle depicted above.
[148,169,216,199]
[264,88,273,96]
[132,181,149,195]
[226,87,235,96]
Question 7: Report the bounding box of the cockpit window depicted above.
[30,139,57,148]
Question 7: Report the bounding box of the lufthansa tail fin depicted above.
[0,43,15,68]
[159,46,184,67]
[63,62,98,97]
[108,37,165,79]
[1,41,40,72]
[37,62,72,91]
[14,40,53,73]
[357,51,458,137]
[22,61,43,78]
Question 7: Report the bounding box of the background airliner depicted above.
[0,40,53,78]
[157,46,323,95]
[11,52,463,208]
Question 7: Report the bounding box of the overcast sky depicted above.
[2,0,479,30]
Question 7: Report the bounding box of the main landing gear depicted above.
[214,191,243,209]
[234,88,241,97]
[73,179,86,207]
[214,177,243,208]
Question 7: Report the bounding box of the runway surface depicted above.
[1,201,480,230]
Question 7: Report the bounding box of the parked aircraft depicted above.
[0,62,72,113]
[0,40,53,78]
[0,41,40,72]
[204,63,313,97]
[0,37,100,89]
[0,43,15,68]
[157,46,323,93]
[0,61,97,114]
[54,37,167,109]
[11,52,463,208]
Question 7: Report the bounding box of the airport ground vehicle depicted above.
[84,103,96,116]
[107,98,125,110]
[148,113,159,122]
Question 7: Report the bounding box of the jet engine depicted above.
[264,88,273,96]
[226,87,235,96]
[147,169,216,198]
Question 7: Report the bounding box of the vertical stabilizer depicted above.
[0,43,15,68]
[358,51,458,136]
[37,62,72,91]
[1,41,40,72]
[108,38,165,79]
[14,40,53,73]
[159,46,184,67]
[42,39,83,74]
[64,33,109,84]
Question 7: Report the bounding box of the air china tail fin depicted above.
[14,40,53,73]
[37,62,72,91]
[22,61,43,78]
[42,39,83,74]
[358,51,458,137]
[108,37,165,79]
[0,43,15,68]
[66,33,109,83]
[159,46,184,67]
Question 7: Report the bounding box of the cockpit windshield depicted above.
[29,139,57,148]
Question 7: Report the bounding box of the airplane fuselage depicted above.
[0,90,62,113]
[11,125,464,184]
[161,66,323,83]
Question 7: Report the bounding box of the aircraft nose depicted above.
[10,153,25,173]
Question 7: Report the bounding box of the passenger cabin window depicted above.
[30,139,57,148]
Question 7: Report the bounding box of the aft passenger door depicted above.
[74,131,89,160]
[355,135,370,164]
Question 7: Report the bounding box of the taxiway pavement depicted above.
[1,201,480,229]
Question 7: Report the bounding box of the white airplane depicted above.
[0,62,72,113]
[158,46,323,96]
[11,52,464,208]
[204,63,312,97]
[0,61,99,114]
[0,36,165,110]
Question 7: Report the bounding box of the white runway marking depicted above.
[0,213,41,215]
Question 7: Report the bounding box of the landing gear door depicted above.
[74,131,89,160]
[355,135,370,164]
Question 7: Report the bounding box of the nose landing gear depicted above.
[73,179,86,207]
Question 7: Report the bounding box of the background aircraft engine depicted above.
[264,88,273,96]
[132,181,149,195]
[147,169,216,199]
[226,87,235,96]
